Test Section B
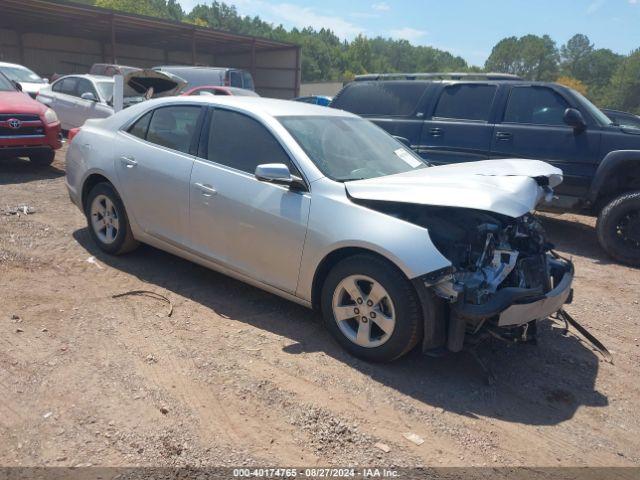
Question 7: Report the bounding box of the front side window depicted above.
[279,115,428,182]
[242,71,254,90]
[433,84,497,121]
[207,109,293,174]
[503,87,570,126]
[145,106,201,154]
[76,79,97,99]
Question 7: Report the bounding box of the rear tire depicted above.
[596,191,640,267]
[85,182,139,255]
[320,254,423,362]
[29,150,55,166]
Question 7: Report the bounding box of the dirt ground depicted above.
[1,145,639,468]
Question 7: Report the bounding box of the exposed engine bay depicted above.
[354,199,575,351]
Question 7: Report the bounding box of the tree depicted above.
[603,49,640,114]
[556,76,588,95]
[485,35,559,80]
[560,34,593,79]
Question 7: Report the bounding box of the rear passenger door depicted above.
[419,83,497,165]
[115,105,204,246]
[50,77,79,130]
[490,85,601,199]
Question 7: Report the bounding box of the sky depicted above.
[177,0,640,66]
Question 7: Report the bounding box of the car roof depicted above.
[0,61,31,69]
[154,65,232,71]
[55,74,114,83]
[151,95,355,118]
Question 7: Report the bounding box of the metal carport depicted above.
[0,0,301,98]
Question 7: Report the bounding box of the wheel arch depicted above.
[589,151,640,211]
[310,246,412,311]
[81,171,117,212]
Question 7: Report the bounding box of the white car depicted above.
[0,61,48,98]
[65,96,574,362]
[37,71,185,130]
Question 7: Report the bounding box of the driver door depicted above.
[189,108,310,294]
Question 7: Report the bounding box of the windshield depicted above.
[278,116,428,181]
[0,65,44,84]
[0,73,16,91]
[571,89,613,126]
[96,81,113,101]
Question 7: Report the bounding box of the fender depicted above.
[588,150,640,204]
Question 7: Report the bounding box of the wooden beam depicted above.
[250,39,256,79]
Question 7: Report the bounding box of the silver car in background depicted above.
[65,96,574,362]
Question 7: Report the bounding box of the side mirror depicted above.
[12,81,22,92]
[564,108,586,132]
[255,163,306,191]
[81,92,98,102]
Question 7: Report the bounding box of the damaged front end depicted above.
[423,208,574,351]
[357,200,574,352]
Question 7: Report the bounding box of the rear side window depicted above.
[503,87,570,126]
[433,84,497,121]
[127,111,153,139]
[145,106,201,154]
[207,109,293,174]
[242,71,254,90]
[332,82,429,116]
[53,77,78,95]
[229,70,242,87]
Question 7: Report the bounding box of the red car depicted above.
[0,72,62,166]
[181,85,259,97]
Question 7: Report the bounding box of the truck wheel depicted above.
[85,182,139,255]
[320,254,423,362]
[29,150,55,166]
[596,191,640,267]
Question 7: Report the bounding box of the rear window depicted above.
[433,84,497,121]
[332,82,429,116]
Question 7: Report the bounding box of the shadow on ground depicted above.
[0,157,64,186]
[73,227,608,427]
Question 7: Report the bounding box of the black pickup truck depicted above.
[331,75,640,266]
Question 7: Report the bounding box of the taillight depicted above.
[67,128,81,143]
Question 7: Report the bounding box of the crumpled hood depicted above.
[345,159,563,218]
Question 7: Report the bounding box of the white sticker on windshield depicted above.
[395,148,422,168]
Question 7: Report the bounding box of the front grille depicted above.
[0,114,41,122]
[0,126,45,136]
[0,114,44,137]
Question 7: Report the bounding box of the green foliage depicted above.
[485,34,559,80]
[76,1,638,111]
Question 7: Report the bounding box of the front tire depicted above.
[29,150,55,166]
[85,183,138,255]
[320,254,423,362]
[596,191,640,267]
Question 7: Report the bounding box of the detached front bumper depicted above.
[451,255,574,328]
[497,257,573,326]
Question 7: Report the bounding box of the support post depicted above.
[110,15,117,64]
[191,30,197,65]
[16,30,25,64]
[250,39,256,79]
[294,46,301,97]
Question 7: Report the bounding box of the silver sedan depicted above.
[66,96,574,361]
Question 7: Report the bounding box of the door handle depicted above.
[496,132,513,141]
[120,155,138,168]
[429,127,443,137]
[194,182,217,197]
